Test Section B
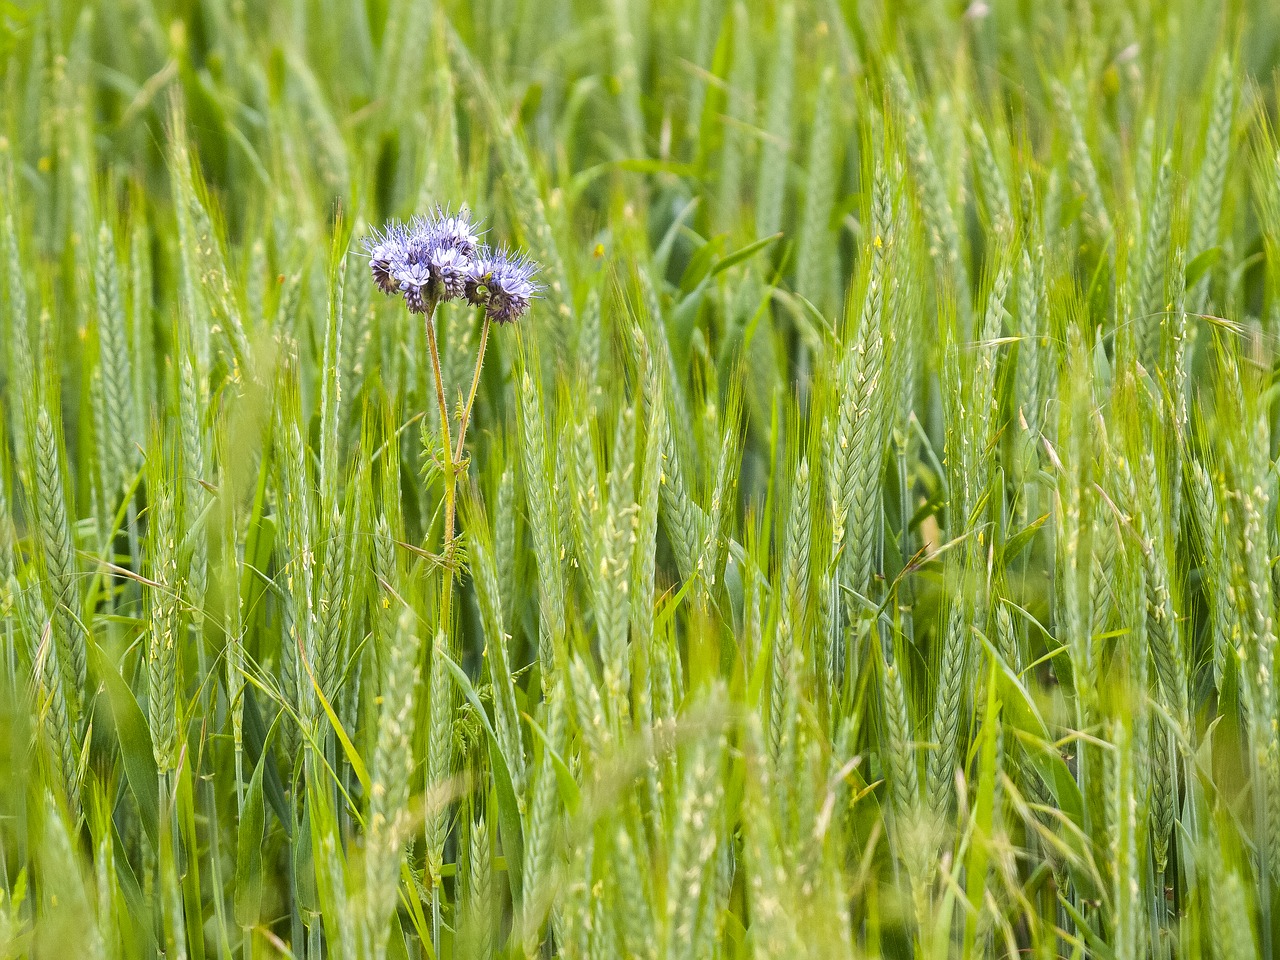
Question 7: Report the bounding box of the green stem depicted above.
[424,303,457,647]
[454,314,491,465]
[432,885,442,959]
[424,302,454,545]
[423,305,493,960]
[428,306,493,603]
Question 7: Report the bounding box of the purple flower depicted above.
[396,261,433,314]
[364,222,410,295]
[428,245,469,300]
[363,210,536,322]
[465,249,540,324]
[428,208,481,258]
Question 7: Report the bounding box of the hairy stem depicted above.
[424,301,455,538]
[454,313,491,465]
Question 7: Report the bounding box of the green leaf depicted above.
[1185,246,1221,289]
[982,631,1084,826]
[387,908,415,960]
[89,640,159,847]
[709,232,783,279]
[242,690,291,835]
[779,290,833,351]
[523,712,580,815]
[175,761,208,960]
[1060,897,1117,960]
[306,754,352,955]
[963,663,1001,956]
[669,282,709,358]
[439,649,525,908]
[234,713,277,928]
[679,233,726,294]
[653,194,701,275]
[1000,511,1048,564]
[307,651,371,798]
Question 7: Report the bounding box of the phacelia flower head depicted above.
[465,249,540,324]
[428,207,482,258]
[395,260,434,314]
[363,209,537,323]
[365,222,411,295]
[427,244,469,300]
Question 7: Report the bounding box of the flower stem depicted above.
[454,314,491,464]
[424,302,456,551]
[424,303,459,672]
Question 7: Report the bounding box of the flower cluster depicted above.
[364,209,539,324]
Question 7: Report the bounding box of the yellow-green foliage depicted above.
[2,2,1279,958]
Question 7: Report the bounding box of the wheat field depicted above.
[1,0,1279,957]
